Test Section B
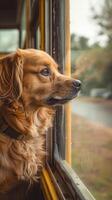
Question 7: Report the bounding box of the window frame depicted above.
[25,0,96,199]
[20,0,26,48]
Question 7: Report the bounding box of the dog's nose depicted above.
[72,80,81,88]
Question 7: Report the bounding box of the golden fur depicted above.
[0,49,81,193]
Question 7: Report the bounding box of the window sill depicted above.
[41,159,96,200]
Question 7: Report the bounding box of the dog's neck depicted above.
[1,101,54,138]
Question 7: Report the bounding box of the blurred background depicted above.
[70,0,112,200]
[0,0,112,199]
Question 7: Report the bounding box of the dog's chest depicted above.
[0,136,45,183]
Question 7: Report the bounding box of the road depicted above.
[72,99,112,128]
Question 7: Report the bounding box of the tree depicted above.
[92,0,112,45]
[71,34,89,50]
[74,48,112,94]
[78,36,89,50]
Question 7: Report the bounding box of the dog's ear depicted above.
[0,49,23,102]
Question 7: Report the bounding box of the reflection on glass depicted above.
[0,30,19,52]
[70,0,112,200]
[36,27,41,49]
[21,1,26,48]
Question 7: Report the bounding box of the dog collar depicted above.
[0,117,21,140]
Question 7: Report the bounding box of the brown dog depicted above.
[0,49,81,193]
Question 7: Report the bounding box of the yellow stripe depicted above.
[41,169,58,200]
[65,0,71,165]
[41,176,51,200]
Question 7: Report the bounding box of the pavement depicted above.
[72,98,112,128]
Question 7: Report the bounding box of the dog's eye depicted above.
[40,68,51,76]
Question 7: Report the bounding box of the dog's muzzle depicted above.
[46,79,81,105]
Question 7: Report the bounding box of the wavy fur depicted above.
[0,49,80,194]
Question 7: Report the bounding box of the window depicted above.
[41,0,96,199]
[20,1,26,48]
[70,0,112,200]
[0,29,19,52]
[24,0,97,199]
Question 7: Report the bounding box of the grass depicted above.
[71,114,112,200]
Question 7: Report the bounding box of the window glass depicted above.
[70,0,112,200]
[36,27,41,49]
[21,1,26,48]
[0,29,19,52]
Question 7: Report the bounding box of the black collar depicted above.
[3,126,21,140]
[0,117,21,140]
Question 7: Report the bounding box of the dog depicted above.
[0,49,81,195]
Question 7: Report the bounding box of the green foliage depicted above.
[71,0,112,95]
[71,33,89,50]
[92,0,112,45]
[73,48,112,94]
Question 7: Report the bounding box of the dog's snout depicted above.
[72,80,81,88]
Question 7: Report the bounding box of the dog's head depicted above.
[0,49,81,108]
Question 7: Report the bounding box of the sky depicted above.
[70,0,107,45]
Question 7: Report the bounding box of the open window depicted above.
[27,0,96,199]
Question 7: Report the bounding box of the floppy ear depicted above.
[0,50,23,102]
